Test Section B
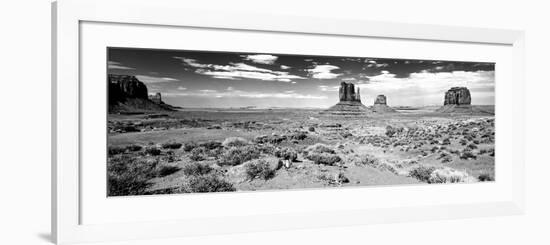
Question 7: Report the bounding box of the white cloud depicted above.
[174,57,305,82]
[177,86,187,90]
[307,65,342,79]
[135,75,179,83]
[108,61,135,70]
[359,70,495,106]
[163,89,327,100]
[243,54,278,65]
[318,85,340,92]
[280,65,291,70]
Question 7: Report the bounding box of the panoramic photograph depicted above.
[107,47,495,197]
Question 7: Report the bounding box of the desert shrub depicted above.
[340,131,353,138]
[466,143,478,150]
[222,137,250,147]
[183,142,198,152]
[308,126,315,132]
[408,165,436,183]
[356,154,397,173]
[145,147,161,156]
[107,156,158,196]
[307,152,341,165]
[182,162,213,176]
[189,147,208,161]
[478,173,495,182]
[199,141,223,150]
[157,165,181,177]
[385,126,402,137]
[125,144,142,152]
[218,145,261,166]
[183,173,236,193]
[244,160,276,180]
[108,145,126,155]
[255,135,287,144]
[459,150,477,160]
[304,143,335,155]
[161,142,182,149]
[459,138,468,145]
[442,138,451,145]
[274,147,298,162]
[317,172,349,185]
[289,131,308,141]
[429,168,470,183]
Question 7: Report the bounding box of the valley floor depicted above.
[107,107,495,196]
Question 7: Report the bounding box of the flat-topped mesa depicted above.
[108,74,176,113]
[323,82,369,115]
[374,95,387,105]
[436,87,480,113]
[339,82,361,102]
[371,94,396,113]
[444,87,471,105]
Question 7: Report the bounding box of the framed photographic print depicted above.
[52,0,525,244]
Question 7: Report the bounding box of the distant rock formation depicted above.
[339,82,361,102]
[370,95,396,113]
[108,74,177,113]
[374,95,387,105]
[148,92,163,104]
[437,87,478,113]
[323,82,369,114]
[443,87,471,105]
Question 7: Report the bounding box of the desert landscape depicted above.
[107,74,495,196]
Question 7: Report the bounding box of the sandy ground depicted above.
[107,107,494,195]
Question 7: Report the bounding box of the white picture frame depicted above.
[52,0,525,244]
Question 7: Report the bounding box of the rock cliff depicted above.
[108,74,177,113]
[443,87,471,105]
[370,95,396,113]
[324,82,369,114]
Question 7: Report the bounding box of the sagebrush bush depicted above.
[459,150,477,160]
[356,154,397,174]
[428,168,470,183]
[222,137,250,147]
[408,165,436,183]
[275,147,298,162]
[308,126,315,132]
[189,147,208,161]
[125,144,142,152]
[161,142,182,149]
[199,141,223,150]
[289,131,308,141]
[157,165,181,177]
[244,160,276,180]
[183,173,235,193]
[304,143,335,155]
[478,173,495,182]
[107,156,158,196]
[183,142,198,152]
[145,147,161,156]
[182,162,213,176]
[306,152,341,165]
[108,145,126,155]
[217,145,261,166]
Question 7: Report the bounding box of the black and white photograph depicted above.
[107,47,495,197]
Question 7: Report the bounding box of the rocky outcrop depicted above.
[323,82,369,114]
[436,87,483,113]
[339,82,361,102]
[374,95,387,105]
[370,95,396,113]
[148,92,162,104]
[108,74,177,113]
[109,75,148,104]
[443,87,471,105]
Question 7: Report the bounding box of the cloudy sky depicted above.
[108,47,495,108]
